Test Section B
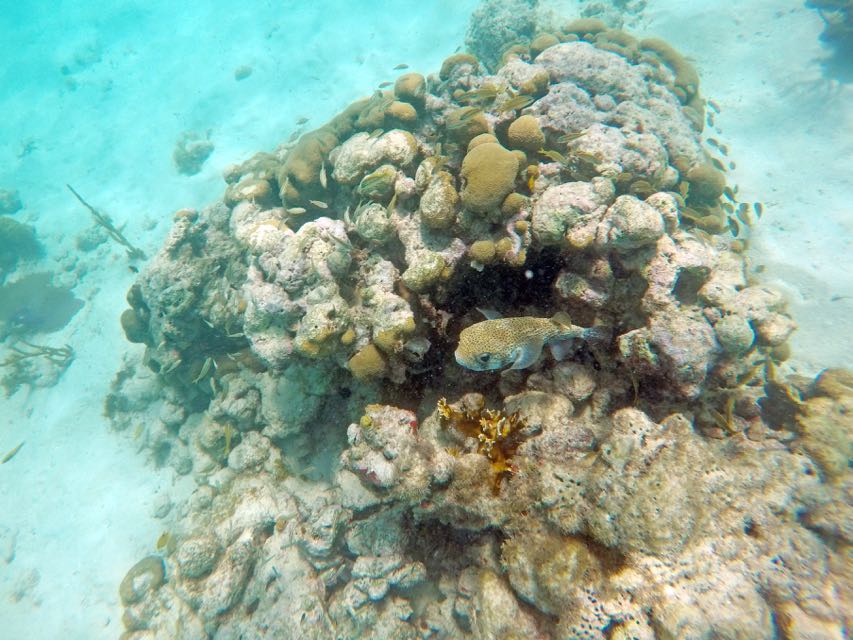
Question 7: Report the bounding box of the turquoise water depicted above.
[0,1,850,638]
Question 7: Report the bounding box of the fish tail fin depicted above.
[549,325,611,362]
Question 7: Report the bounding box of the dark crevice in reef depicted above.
[442,246,566,316]
[383,247,571,409]
[401,514,505,578]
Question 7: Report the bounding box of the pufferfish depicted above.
[454,309,607,371]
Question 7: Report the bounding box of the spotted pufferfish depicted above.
[454,309,607,371]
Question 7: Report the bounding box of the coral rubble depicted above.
[107,5,850,639]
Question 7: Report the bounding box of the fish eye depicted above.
[477,353,491,363]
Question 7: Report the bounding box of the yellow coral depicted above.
[393,72,426,107]
[467,133,498,151]
[460,142,519,213]
[446,107,490,143]
[507,115,545,153]
[639,37,700,103]
[385,100,418,128]
[530,33,560,57]
[437,397,528,491]
[348,343,387,380]
[439,53,479,80]
[501,192,528,217]
[562,18,607,38]
[468,239,496,264]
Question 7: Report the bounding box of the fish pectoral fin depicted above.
[476,307,503,320]
[550,311,573,329]
[510,338,544,370]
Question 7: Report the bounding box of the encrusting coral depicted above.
[105,3,850,639]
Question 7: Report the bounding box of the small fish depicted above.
[309,199,328,209]
[128,265,139,273]
[287,207,307,215]
[295,116,309,125]
[708,99,721,113]
[288,130,301,142]
[378,81,392,88]
[754,202,764,218]
[629,180,654,195]
[133,424,144,440]
[156,531,172,551]
[718,143,729,156]
[223,424,234,457]
[711,158,726,172]
[192,356,213,384]
[692,228,713,243]
[497,94,534,113]
[728,216,740,237]
[729,161,736,170]
[721,202,734,214]
[319,162,328,189]
[445,109,483,130]
[455,310,607,371]
[456,106,483,121]
[557,131,587,144]
[735,203,753,226]
[574,151,601,165]
[538,148,567,164]
[706,137,720,149]
[707,112,715,128]
[457,85,498,104]
[162,358,182,374]
[393,63,409,70]
[1,442,24,464]
[368,128,384,138]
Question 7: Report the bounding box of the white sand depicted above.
[1,1,850,638]
[638,0,853,374]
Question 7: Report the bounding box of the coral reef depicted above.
[0,340,74,396]
[0,216,43,277]
[107,5,850,639]
[808,0,853,79]
[173,130,215,176]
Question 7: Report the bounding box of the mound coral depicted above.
[105,5,848,639]
[460,142,519,213]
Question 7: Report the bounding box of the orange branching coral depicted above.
[437,397,528,492]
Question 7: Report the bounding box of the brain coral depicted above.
[460,142,519,213]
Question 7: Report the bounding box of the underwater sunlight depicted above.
[0,1,850,638]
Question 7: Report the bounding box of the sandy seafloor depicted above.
[0,0,850,638]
